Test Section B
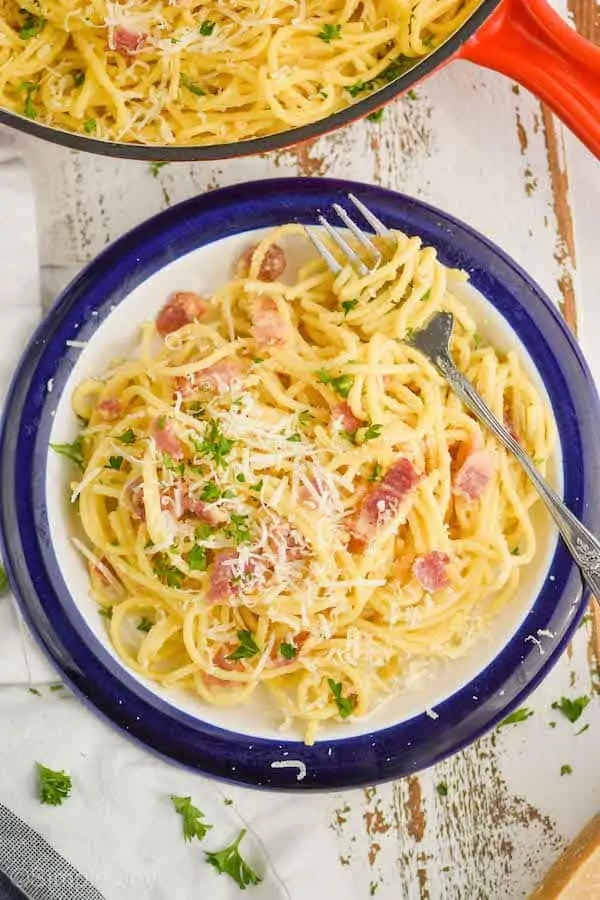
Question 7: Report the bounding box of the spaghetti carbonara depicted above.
[1,0,480,145]
[55,224,554,743]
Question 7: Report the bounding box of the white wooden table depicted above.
[5,2,600,897]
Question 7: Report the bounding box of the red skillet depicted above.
[0,0,598,161]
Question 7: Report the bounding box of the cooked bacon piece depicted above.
[151,417,183,460]
[237,243,286,282]
[413,551,450,592]
[213,645,244,672]
[270,518,306,561]
[332,402,362,432]
[206,549,239,604]
[453,449,495,501]
[251,296,286,347]
[176,358,244,397]
[97,398,122,420]
[125,476,145,520]
[181,493,227,526]
[110,26,146,57]
[155,291,207,336]
[350,457,420,547]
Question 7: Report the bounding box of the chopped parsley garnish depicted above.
[252,357,264,364]
[37,763,72,806]
[436,782,448,797]
[287,433,302,442]
[551,695,590,723]
[346,55,415,98]
[83,119,97,134]
[18,81,39,119]
[341,299,359,317]
[224,514,252,545]
[205,829,262,890]
[117,428,136,445]
[473,333,484,349]
[497,707,534,729]
[405,327,415,342]
[50,437,84,468]
[71,69,85,87]
[150,161,168,177]
[317,24,341,43]
[362,423,382,442]
[236,473,246,483]
[317,369,354,399]
[368,462,383,482]
[201,482,221,502]
[249,480,263,492]
[107,455,123,470]
[188,543,208,571]
[576,723,590,736]
[193,419,235,467]
[170,795,212,842]
[137,616,153,633]
[0,563,8,594]
[194,522,215,540]
[560,764,572,776]
[328,678,356,719]
[29,688,41,696]
[162,453,185,476]
[153,554,184,589]
[510,547,521,556]
[280,642,298,660]
[181,74,206,97]
[227,630,260,661]
[298,410,313,425]
[98,606,113,620]
[199,20,216,36]
[19,12,45,40]
[367,109,384,123]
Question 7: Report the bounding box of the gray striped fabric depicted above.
[0,804,105,900]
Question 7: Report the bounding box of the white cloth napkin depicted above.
[0,128,55,684]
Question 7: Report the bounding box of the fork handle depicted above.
[436,355,600,600]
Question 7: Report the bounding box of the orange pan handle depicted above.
[459,0,600,158]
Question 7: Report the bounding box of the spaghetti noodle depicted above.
[0,0,481,146]
[56,224,554,743]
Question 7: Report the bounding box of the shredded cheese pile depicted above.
[0,0,480,145]
[59,223,554,743]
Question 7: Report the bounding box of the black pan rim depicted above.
[0,0,503,162]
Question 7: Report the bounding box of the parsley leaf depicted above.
[181,74,206,97]
[193,419,235,467]
[37,763,72,806]
[83,119,97,134]
[199,20,216,36]
[19,12,45,40]
[150,161,168,177]
[346,55,415,98]
[137,616,153,633]
[17,81,39,119]
[436,782,448,797]
[317,24,341,43]
[328,678,356,719]
[227,630,260,661]
[298,410,313,425]
[195,522,215,540]
[576,723,590,736]
[171,795,212,842]
[497,707,534,729]
[117,428,136,445]
[249,480,263,492]
[98,606,113,620]
[162,453,185,476]
[0,563,8,595]
[341,299,359,317]
[280,642,297,660]
[201,482,221,502]
[560,764,572,776]
[50,437,84,468]
[473,333,483,349]
[153,554,184,589]
[71,69,85,87]
[224,514,252,545]
[368,462,383,483]
[362,423,382,442]
[287,433,302,442]
[205,829,262,889]
[188,543,208,571]
[551,695,590,724]
[107,455,123,470]
[367,109,384,123]
[317,369,354,399]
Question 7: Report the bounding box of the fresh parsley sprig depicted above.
[0,563,8,595]
[37,763,72,806]
[227,630,260,661]
[170,795,212,842]
[497,707,533,729]
[50,437,84,468]
[551,695,590,723]
[328,678,356,719]
[317,369,354,399]
[317,24,341,43]
[205,829,262,890]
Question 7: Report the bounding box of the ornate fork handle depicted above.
[436,353,600,600]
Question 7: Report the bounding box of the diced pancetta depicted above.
[350,457,420,547]
[206,549,239,604]
[182,492,227,526]
[412,551,450,592]
[236,243,286,282]
[151,417,183,460]
[176,358,244,397]
[453,449,495,501]
[155,291,206,336]
[251,296,286,347]
[109,26,146,57]
[332,403,362,432]
[125,476,145,520]
[97,398,122,420]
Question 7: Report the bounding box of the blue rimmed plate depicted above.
[1,178,599,790]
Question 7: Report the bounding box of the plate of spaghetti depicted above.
[1,178,599,789]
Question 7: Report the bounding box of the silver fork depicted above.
[305,198,600,602]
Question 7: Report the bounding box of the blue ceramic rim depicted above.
[1,177,599,791]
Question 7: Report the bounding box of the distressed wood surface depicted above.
[10,1,600,897]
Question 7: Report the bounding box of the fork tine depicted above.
[317,215,370,277]
[332,204,382,262]
[348,193,391,237]
[304,226,343,274]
